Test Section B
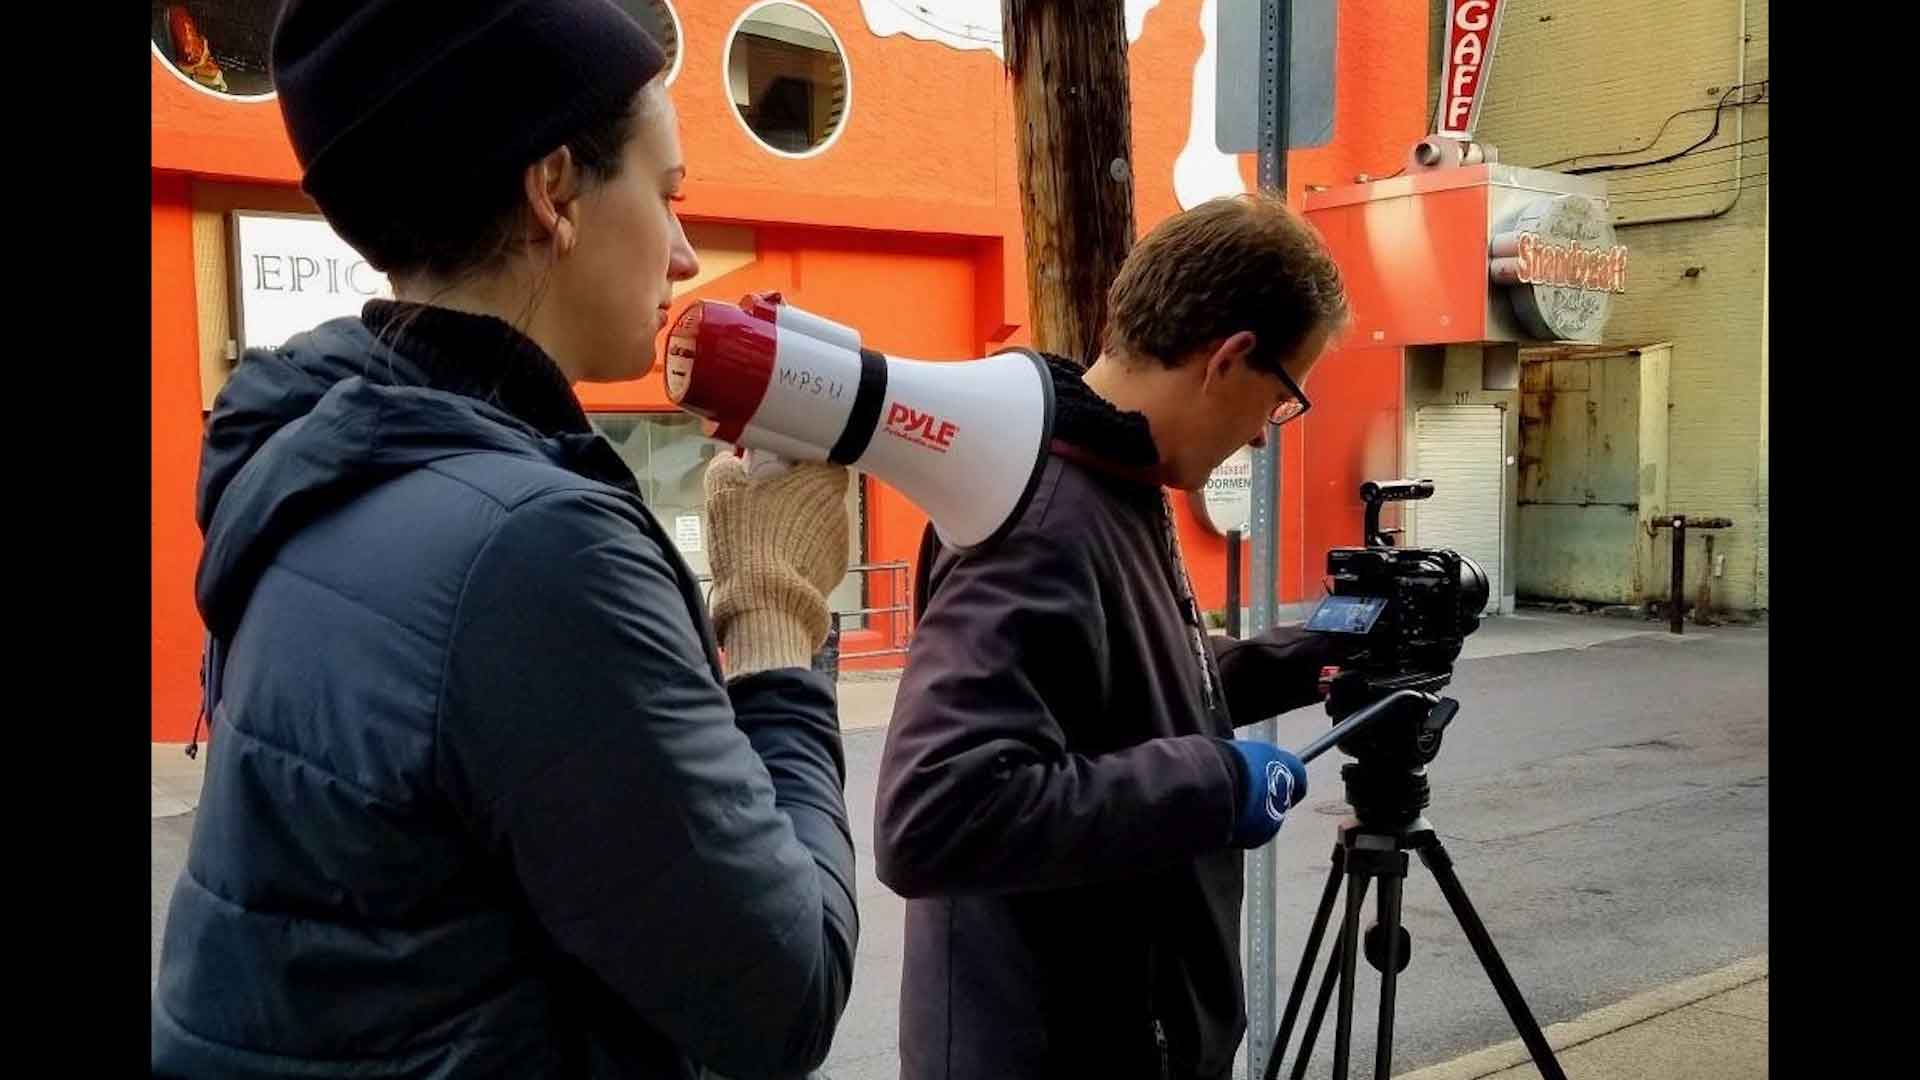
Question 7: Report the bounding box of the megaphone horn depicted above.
[665,292,1056,553]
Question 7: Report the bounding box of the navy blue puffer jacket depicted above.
[152,303,857,1078]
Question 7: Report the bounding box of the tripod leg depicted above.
[1418,842,1569,1080]
[1331,864,1372,1080]
[1289,920,1350,1080]
[1265,846,1347,1080]
[1372,859,1408,1080]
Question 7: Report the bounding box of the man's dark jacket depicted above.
[874,356,1341,1080]
[152,302,858,1079]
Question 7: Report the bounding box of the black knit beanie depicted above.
[271,0,666,264]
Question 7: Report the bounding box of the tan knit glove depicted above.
[704,454,853,679]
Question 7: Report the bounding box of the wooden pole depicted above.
[1001,0,1137,366]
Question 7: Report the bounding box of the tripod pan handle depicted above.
[1293,689,1435,764]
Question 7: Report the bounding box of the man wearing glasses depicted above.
[875,194,1363,1080]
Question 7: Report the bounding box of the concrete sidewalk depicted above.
[1395,957,1768,1080]
[152,742,203,819]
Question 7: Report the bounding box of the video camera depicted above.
[1305,479,1488,686]
[1301,480,1488,770]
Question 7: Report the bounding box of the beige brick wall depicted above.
[1428,0,1770,612]
[1756,189,1767,608]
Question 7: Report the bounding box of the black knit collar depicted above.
[361,299,593,438]
[1040,352,1162,473]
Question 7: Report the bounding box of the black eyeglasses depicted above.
[1266,365,1312,427]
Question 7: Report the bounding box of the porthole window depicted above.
[150,2,275,100]
[725,2,851,158]
[616,1,685,85]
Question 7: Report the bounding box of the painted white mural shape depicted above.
[1172,0,1248,209]
[858,1,1243,211]
[856,1,1162,58]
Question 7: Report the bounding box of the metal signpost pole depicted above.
[1244,2,1291,1075]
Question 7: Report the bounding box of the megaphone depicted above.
[665,292,1056,553]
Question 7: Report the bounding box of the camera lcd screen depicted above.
[1304,595,1388,634]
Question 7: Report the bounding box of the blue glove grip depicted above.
[1226,740,1308,848]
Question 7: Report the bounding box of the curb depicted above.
[1392,955,1768,1080]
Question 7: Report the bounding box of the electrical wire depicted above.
[1600,143,1768,185]
[1580,133,1768,168]
[1564,84,1768,176]
[1611,175,1768,205]
[1609,162,1769,198]
[1533,80,1769,171]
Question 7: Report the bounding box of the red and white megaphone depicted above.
[665,292,1056,552]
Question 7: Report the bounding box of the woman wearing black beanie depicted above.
[152,3,859,1077]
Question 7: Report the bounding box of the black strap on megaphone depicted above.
[825,348,891,465]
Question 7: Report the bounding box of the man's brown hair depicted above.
[1104,193,1348,372]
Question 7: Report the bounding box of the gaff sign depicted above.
[1435,0,1506,138]
[230,211,391,351]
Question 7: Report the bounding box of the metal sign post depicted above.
[1218,0,1336,153]
[1244,3,1290,1077]
[1225,530,1243,639]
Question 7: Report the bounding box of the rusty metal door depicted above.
[1516,352,1643,602]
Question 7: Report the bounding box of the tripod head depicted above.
[1292,669,1461,828]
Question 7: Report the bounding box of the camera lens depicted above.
[1456,555,1490,617]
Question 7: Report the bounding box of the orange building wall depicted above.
[1302,174,1497,349]
[151,65,299,183]
[1300,346,1407,585]
[153,173,207,742]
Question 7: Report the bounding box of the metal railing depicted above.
[833,560,915,661]
[1647,514,1735,633]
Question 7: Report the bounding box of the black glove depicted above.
[1211,626,1367,728]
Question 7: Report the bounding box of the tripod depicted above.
[1263,702,1568,1080]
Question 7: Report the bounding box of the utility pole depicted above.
[1001,0,1136,366]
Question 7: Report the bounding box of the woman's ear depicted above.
[522,146,583,254]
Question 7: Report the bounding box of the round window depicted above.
[616,1,684,85]
[725,2,851,158]
[150,3,275,100]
